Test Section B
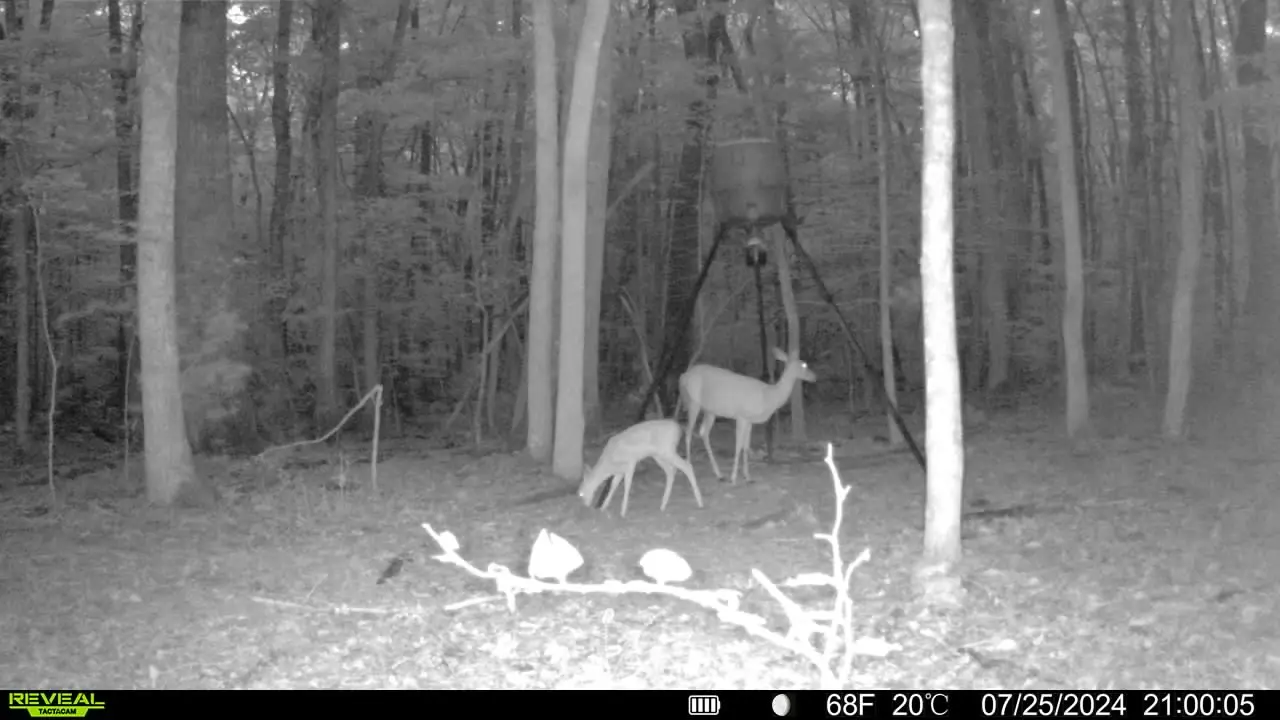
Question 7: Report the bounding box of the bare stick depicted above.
[471,294,489,445]
[618,289,662,416]
[31,197,58,510]
[371,385,382,492]
[123,326,136,486]
[445,293,529,431]
[604,161,653,222]
[259,385,384,492]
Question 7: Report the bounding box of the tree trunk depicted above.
[1162,0,1203,438]
[987,6,1028,391]
[176,0,243,452]
[313,0,341,431]
[552,0,611,480]
[138,0,197,506]
[9,205,31,456]
[353,0,412,425]
[254,0,293,437]
[496,0,529,437]
[1042,0,1090,437]
[267,0,292,353]
[1236,0,1277,378]
[108,0,141,416]
[582,9,614,432]
[962,0,1012,392]
[1056,0,1092,317]
[1143,0,1167,390]
[918,0,964,576]
[1120,0,1148,378]
[956,0,1002,397]
[1194,4,1230,362]
[3,1,31,455]
[526,0,559,462]
[876,72,901,446]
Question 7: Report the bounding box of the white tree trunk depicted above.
[918,0,964,570]
[582,10,614,433]
[1162,0,1204,437]
[1042,0,1091,436]
[552,0,611,479]
[526,0,560,461]
[138,0,196,505]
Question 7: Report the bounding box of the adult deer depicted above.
[679,347,817,485]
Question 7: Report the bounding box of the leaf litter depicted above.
[1,410,1278,689]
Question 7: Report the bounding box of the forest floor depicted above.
[2,389,1278,690]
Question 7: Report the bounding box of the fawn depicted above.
[578,419,703,518]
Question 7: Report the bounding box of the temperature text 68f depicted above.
[826,692,951,717]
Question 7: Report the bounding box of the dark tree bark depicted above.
[267,0,293,363]
[109,0,141,416]
[1236,0,1278,375]
[659,0,721,412]
[1120,0,1148,378]
[963,0,1027,393]
[2,0,32,454]
[176,0,247,452]
[351,0,412,416]
[313,0,341,432]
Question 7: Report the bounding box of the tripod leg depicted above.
[781,214,927,472]
[752,259,774,461]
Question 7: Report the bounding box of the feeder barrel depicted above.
[711,138,789,227]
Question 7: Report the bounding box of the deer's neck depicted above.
[761,365,803,415]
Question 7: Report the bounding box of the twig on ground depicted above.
[257,385,383,492]
[249,596,396,616]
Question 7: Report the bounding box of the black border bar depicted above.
[5,689,1275,719]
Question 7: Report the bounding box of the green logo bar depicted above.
[8,693,106,717]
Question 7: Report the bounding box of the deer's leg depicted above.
[655,457,676,511]
[698,412,723,479]
[683,402,699,464]
[729,419,755,484]
[619,465,637,518]
[727,419,743,485]
[673,454,702,508]
[601,471,621,510]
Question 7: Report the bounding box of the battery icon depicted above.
[689,695,720,716]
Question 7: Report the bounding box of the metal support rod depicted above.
[752,255,774,461]
[781,214,927,473]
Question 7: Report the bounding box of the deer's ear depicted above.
[772,347,788,362]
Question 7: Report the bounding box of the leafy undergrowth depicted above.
[2,405,1279,690]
